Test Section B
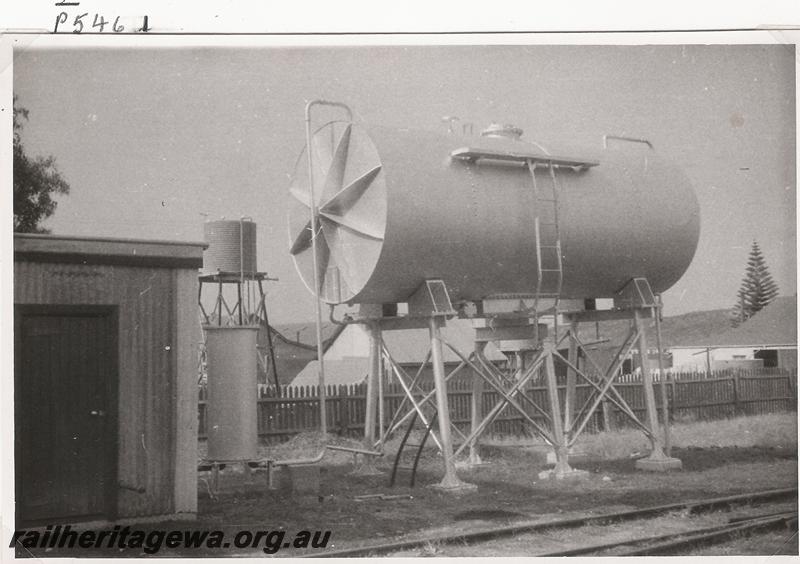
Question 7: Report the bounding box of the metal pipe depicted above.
[273,449,327,467]
[377,342,384,449]
[326,445,382,456]
[603,134,654,150]
[364,321,380,449]
[303,100,352,435]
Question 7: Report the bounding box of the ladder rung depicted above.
[396,465,415,471]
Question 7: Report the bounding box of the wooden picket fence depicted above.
[198,368,797,444]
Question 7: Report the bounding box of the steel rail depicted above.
[536,511,797,556]
[300,488,797,558]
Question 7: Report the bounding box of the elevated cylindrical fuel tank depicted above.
[288,122,700,305]
[204,326,259,461]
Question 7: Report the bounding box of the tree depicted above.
[13,96,70,233]
[730,240,780,326]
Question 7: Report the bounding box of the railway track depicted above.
[538,509,797,556]
[302,488,797,557]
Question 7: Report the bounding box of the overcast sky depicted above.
[12,43,796,322]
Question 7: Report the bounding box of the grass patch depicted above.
[572,413,797,459]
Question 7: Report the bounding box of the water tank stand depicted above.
[449,291,679,475]
[198,272,280,390]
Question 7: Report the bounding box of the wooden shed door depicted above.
[16,308,117,524]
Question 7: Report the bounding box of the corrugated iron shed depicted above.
[14,233,205,526]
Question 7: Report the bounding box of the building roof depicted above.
[272,321,343,348]
[291,358,370,387]
[14,233,207,269]
[382,319,506,363]
[673,295,796,349]
[291,319,507,386]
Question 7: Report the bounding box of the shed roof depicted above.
[14,233,207,269]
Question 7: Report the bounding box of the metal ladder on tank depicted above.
[527,160,564,333]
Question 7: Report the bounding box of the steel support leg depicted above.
[564,322,578,438]
[352,321,382,475]
[429,316,476,491]
[634,309,682,471]
[543,343,576,478]
[468,342,485,466]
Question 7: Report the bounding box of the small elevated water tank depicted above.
[203,219,258,276]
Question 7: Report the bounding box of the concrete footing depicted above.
[456,456,490,470]
[635,456,683,472]
[429,477,478,494]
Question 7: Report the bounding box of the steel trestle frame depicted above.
[449,344,554,457]
[378,341,470,452]
[357,303,673,486]
[451,311,666,464]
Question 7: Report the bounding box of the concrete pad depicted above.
[635,456,683,472]
[537,468,590,480]
[429,480,478,494]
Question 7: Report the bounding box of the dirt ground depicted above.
[196,444,797,555]
[17,442,796,557]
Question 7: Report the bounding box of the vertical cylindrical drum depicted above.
[204,325,259,461]
[203,219,258,275]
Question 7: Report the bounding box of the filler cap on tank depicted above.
[481,123,524,140]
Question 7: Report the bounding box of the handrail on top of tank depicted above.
[603,134,654,150]
[305,99,354,123]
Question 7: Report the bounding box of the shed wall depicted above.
[15,261,198,519]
